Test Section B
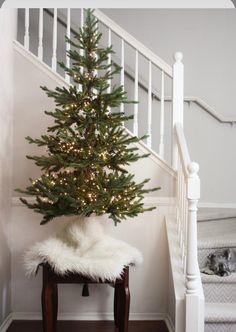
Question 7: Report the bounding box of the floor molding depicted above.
[12,311,167,321]
[165,314,175,332]
[7,312,174,332]
[0,314,13,332]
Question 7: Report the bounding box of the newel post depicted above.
[172,52,184,170]
[186,162,201,332]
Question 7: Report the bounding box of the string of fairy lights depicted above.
[17,10,158,224]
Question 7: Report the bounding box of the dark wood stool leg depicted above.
[114,282,121,328]
[52,284,58,329]
[119,267,130,332]
[42,266,58,332]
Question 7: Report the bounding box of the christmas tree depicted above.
[17,9,160,225]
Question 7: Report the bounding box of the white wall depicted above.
[11,46,176,318]
[0,8,17,326]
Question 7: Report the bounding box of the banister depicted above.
[175,123,191,177]
[43,8,236,125]
[44,8,172,78]
[93,9,173,78]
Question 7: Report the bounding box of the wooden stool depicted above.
[41,264,130,332]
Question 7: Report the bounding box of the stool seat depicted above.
[41,263,130,332]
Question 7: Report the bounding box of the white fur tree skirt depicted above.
[24,217,142,281]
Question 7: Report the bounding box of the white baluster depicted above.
[147,60,152,148]
[81,8,84,27]
[179,168,184,247]
[186,162,200,295]
[24,8,29,50]
[181,170,185,249]
[51,8,57,71]
[177,155,181,235]
[159,70,165,158]
[120,38,124,114]
[172,52,184,169]
[107,28,112,94]
[65,8,71,83]
[79,8,84,92]
[182,179,187,270]
[38,8,43,60]
[185,162,201,332]
[133,50,139,136]
[93,19,98,96]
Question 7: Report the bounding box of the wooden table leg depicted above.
[52,284,58,329]
[118,267,130,332]
[114,283,121,328]
[42,266,58,332]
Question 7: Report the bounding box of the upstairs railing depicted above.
[20,8,174,164]
[18,8,204,331]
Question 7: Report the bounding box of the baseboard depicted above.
[12,311,166,321]
[0,314,13,332]
[10,312,174,331]
[165,314,175,332]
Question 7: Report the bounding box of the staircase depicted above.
[14,7,236,332]
[198,212,236,332]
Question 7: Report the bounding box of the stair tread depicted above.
[198,209,236,222]
[201,272,236,283]
[198,218,236,249]
[205,303,236,323]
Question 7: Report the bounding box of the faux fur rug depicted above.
[24,217,142,281]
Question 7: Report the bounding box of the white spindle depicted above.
[120,38,125,114]
[159,70,165,158]
[133,50,139,136]
[182,180,187,270]
[65,9,71,83]
[185,162,201,332]
[81,8,84,26]
[147,60,152,148]
[186,162,200,295]
[93,20,98,95]
[172,52,184,169]
[177,157,181,235]
[107,28,112,94]
[24,8,29,50]
[38,8,43,60]
[51,8,57,71]
[79,9,84,92]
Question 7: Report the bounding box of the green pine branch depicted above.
[17,8,160,225]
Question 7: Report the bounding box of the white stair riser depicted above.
[203,283,236,303]
[205,323,236,332]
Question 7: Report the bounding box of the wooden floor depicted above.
[7,320,169,332]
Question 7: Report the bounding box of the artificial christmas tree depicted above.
[17,9,160,226]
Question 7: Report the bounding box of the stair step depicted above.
[198,218,236,245]
[205,302,236,323]
[198,208,236,222]
[201,273,236,303]
[197,218,236,268]
[205,323,236,332]
[205,303,236,332]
